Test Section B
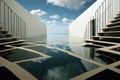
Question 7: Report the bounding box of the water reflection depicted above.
[26,46,70,57]
[19,45,99,80]
[26,35,47,43]
[18,56,98,80]
[26,33,115,65]
[90,48,95,59]
[15,33,113,79]
[48,44,73,52]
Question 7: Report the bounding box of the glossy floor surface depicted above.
[0,33,120,80]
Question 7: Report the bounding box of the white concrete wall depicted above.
[3,0,46,38]
[69,0,105,61]
[69,0,104,40]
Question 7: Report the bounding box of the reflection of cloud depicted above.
[50,15,60,19]
[44,62,87,80]
[33,59,47,63]
[51,49,59,53]
[44,66,69,80]
[30,9,47,17]
[63,46,70,50]
[47,0,91,10]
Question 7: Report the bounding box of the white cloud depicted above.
[46,20,57,26]
[30,9,47,17]
[47,0,90,10]
[62,18,69,23]
[40,17,73,33]
[62,17,73,24]
[50,15,60,19]
[44,19,69,33]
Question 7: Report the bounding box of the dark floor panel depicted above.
[0,66,20,80]
[86,69,120,80]
[112,47,120,52]
[116,65,120,69]
[2,49,42,62]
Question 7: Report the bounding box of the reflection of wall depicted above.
[3,0,46,38]
[69,0,104,40]
[69,44,98,70]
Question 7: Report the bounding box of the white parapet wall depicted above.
[69,0,104,41]
[3,0,46,38]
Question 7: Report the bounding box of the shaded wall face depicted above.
[3,0,47,38]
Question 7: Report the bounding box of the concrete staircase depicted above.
[0,26,25,51]
[84,13,120,58]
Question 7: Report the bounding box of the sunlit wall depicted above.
[69,0,104,40]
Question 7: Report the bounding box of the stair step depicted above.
[98,31,120,36]
[102,26,120,32]
[111,18,120,23]
[83,43,105,48]
[0,48,15,54]
[85,39,116,46]
[10,43,26,47]
[91,36,100,40]
[0,34,12,38]
[96,52,119,62]
[92,36,120,39]
[0,31,8,34]
[107,21,120,27]
[92,36,120,43]
[114,16,120,19]
[117,13,120,16]
[0,37,18,43]
[0,27,2,30]
[96,48,120,58]
[6,34,12,37]
[0,40,25,46]
[0,34,6,38]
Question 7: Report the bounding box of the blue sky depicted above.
[16,0,96,33]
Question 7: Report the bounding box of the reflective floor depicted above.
[2,49,42,62]
[18,53,98,80]
[1,33,120,80]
